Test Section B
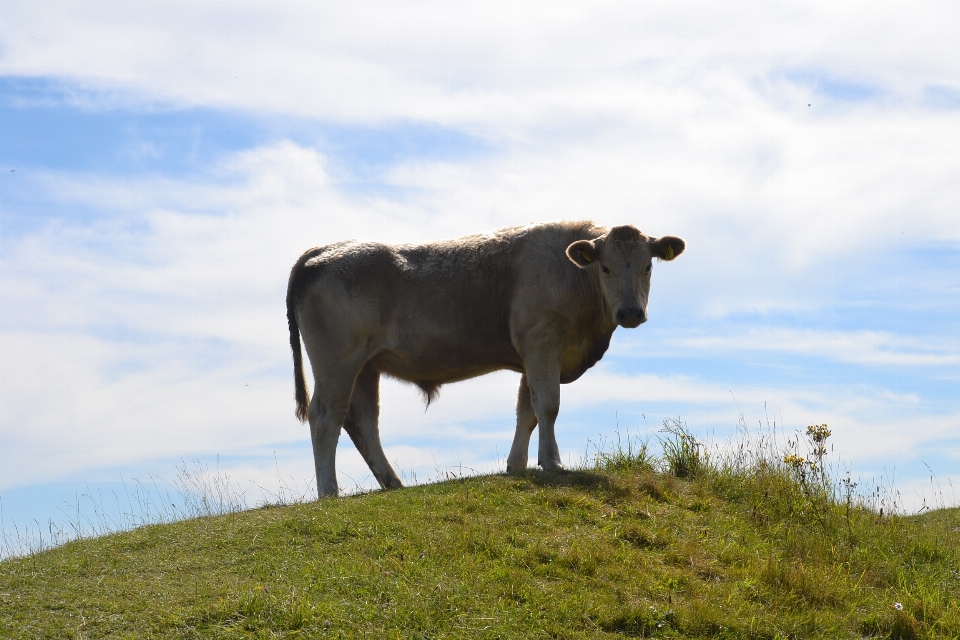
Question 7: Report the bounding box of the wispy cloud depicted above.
[669,329,960,366]
[3,3,958,122]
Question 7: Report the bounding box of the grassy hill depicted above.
[2,427,959,639]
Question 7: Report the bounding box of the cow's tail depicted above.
[287,259,311,424]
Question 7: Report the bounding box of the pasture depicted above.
[1,426,958,638]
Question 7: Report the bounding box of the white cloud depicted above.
[3,3,959,124]
[663,328,960,366]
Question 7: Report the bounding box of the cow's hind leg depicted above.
[343,363,402,490]
[506,374,538,473]
[308,360,366,498]
[308,393,347,498]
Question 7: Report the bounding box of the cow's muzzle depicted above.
[616,306,647,328]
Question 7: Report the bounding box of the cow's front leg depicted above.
[506,374,538,472]
[520,340,563,470]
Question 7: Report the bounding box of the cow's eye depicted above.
[645,264,652,275]
[601,265,610,275]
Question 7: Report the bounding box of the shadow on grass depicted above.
[511,468,626,494]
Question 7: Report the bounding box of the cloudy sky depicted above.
[2,1,958,540]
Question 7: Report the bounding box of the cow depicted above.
[286,221,685,497]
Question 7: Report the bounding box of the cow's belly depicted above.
[370,329,523,384]
[367,294,521,383]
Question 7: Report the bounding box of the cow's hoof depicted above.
[506,461,527,474]
[316,483,340,498]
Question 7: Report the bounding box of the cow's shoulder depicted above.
[504,222,616,380]
[502,220,607,250]
[507,221,608,295]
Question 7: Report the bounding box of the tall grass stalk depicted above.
[0,459,250,560]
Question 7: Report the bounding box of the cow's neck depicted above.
[559,305,616,384]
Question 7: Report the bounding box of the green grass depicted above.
[2,426,959,639]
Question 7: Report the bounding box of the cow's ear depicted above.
[651,236,685,261]
[566,239,600,268]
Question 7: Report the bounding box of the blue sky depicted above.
[2,2,959,552]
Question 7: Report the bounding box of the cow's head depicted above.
[566,225,685,328]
